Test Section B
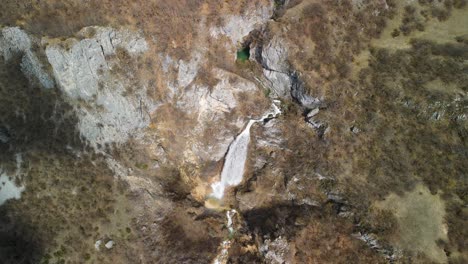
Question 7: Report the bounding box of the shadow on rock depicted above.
[242,202,318,239]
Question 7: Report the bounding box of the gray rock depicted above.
[350,126,361,134]
[306,108,320,119]
[263,69,291,98]
[260,36,294,98]
[261,36,289,73]
[327,193,345,204]
[0,27,32,60]
[260,237,291,264]
[45,39,107,100]
[160,54,174,73]
[353,232,398,260]
[0,27,54,89]
[190,130,235,163]
[260,37,320,109]
[21,50,55,89]
[209,5,273,46]
[176,68,258,162]
[290,72,320,109]
[256,119,284,148]
[45,27,155,150]
[177,52,202,88]
[0,171,25,206]
[305,107,327,136]
[94,240,102,250]
[105,240,114,249]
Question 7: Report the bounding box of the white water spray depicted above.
[210,102,281,199]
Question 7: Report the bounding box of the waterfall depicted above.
[210,102,281,199]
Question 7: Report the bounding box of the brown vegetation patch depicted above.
[138,203,225,264]
[241,203,386,263]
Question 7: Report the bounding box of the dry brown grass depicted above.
[1,0,269,60]
[294,214,387,264]
[274,0,393,91]
[238,1,468,262]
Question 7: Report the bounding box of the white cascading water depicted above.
[210,102,281,199]
[211,102,281,264]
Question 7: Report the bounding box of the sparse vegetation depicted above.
[291,1,392,83]
[399,5,425,35]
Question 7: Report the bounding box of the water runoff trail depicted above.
[211,101,281,264]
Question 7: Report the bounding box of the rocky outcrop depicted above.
[256,119,284,148]
[174,68,261,162]
[210,3,273,51]
[255,33,327,139]
[260,236,291,264]
[353,232,398,261]
[177,68,256,120]
[177,52,203,89]
[44,27,155,150]
[0,27,54,89]
[258,35,320,109]
[259,36,292,98]
[1,26,154,151]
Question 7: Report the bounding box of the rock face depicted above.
[260,36,291,98]
[260,237,291,264]
[177,68,255,119]
[177,52,202,89]
[45,27,154,149]
[3,25,156,152]
[0,27,54,89]
[0,27,32,60]
[173,67,265,163]
[259,36,320,108]
[210,3,273,50]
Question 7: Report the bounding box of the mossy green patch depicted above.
[135,162,148,170]
[236,47,250,62]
